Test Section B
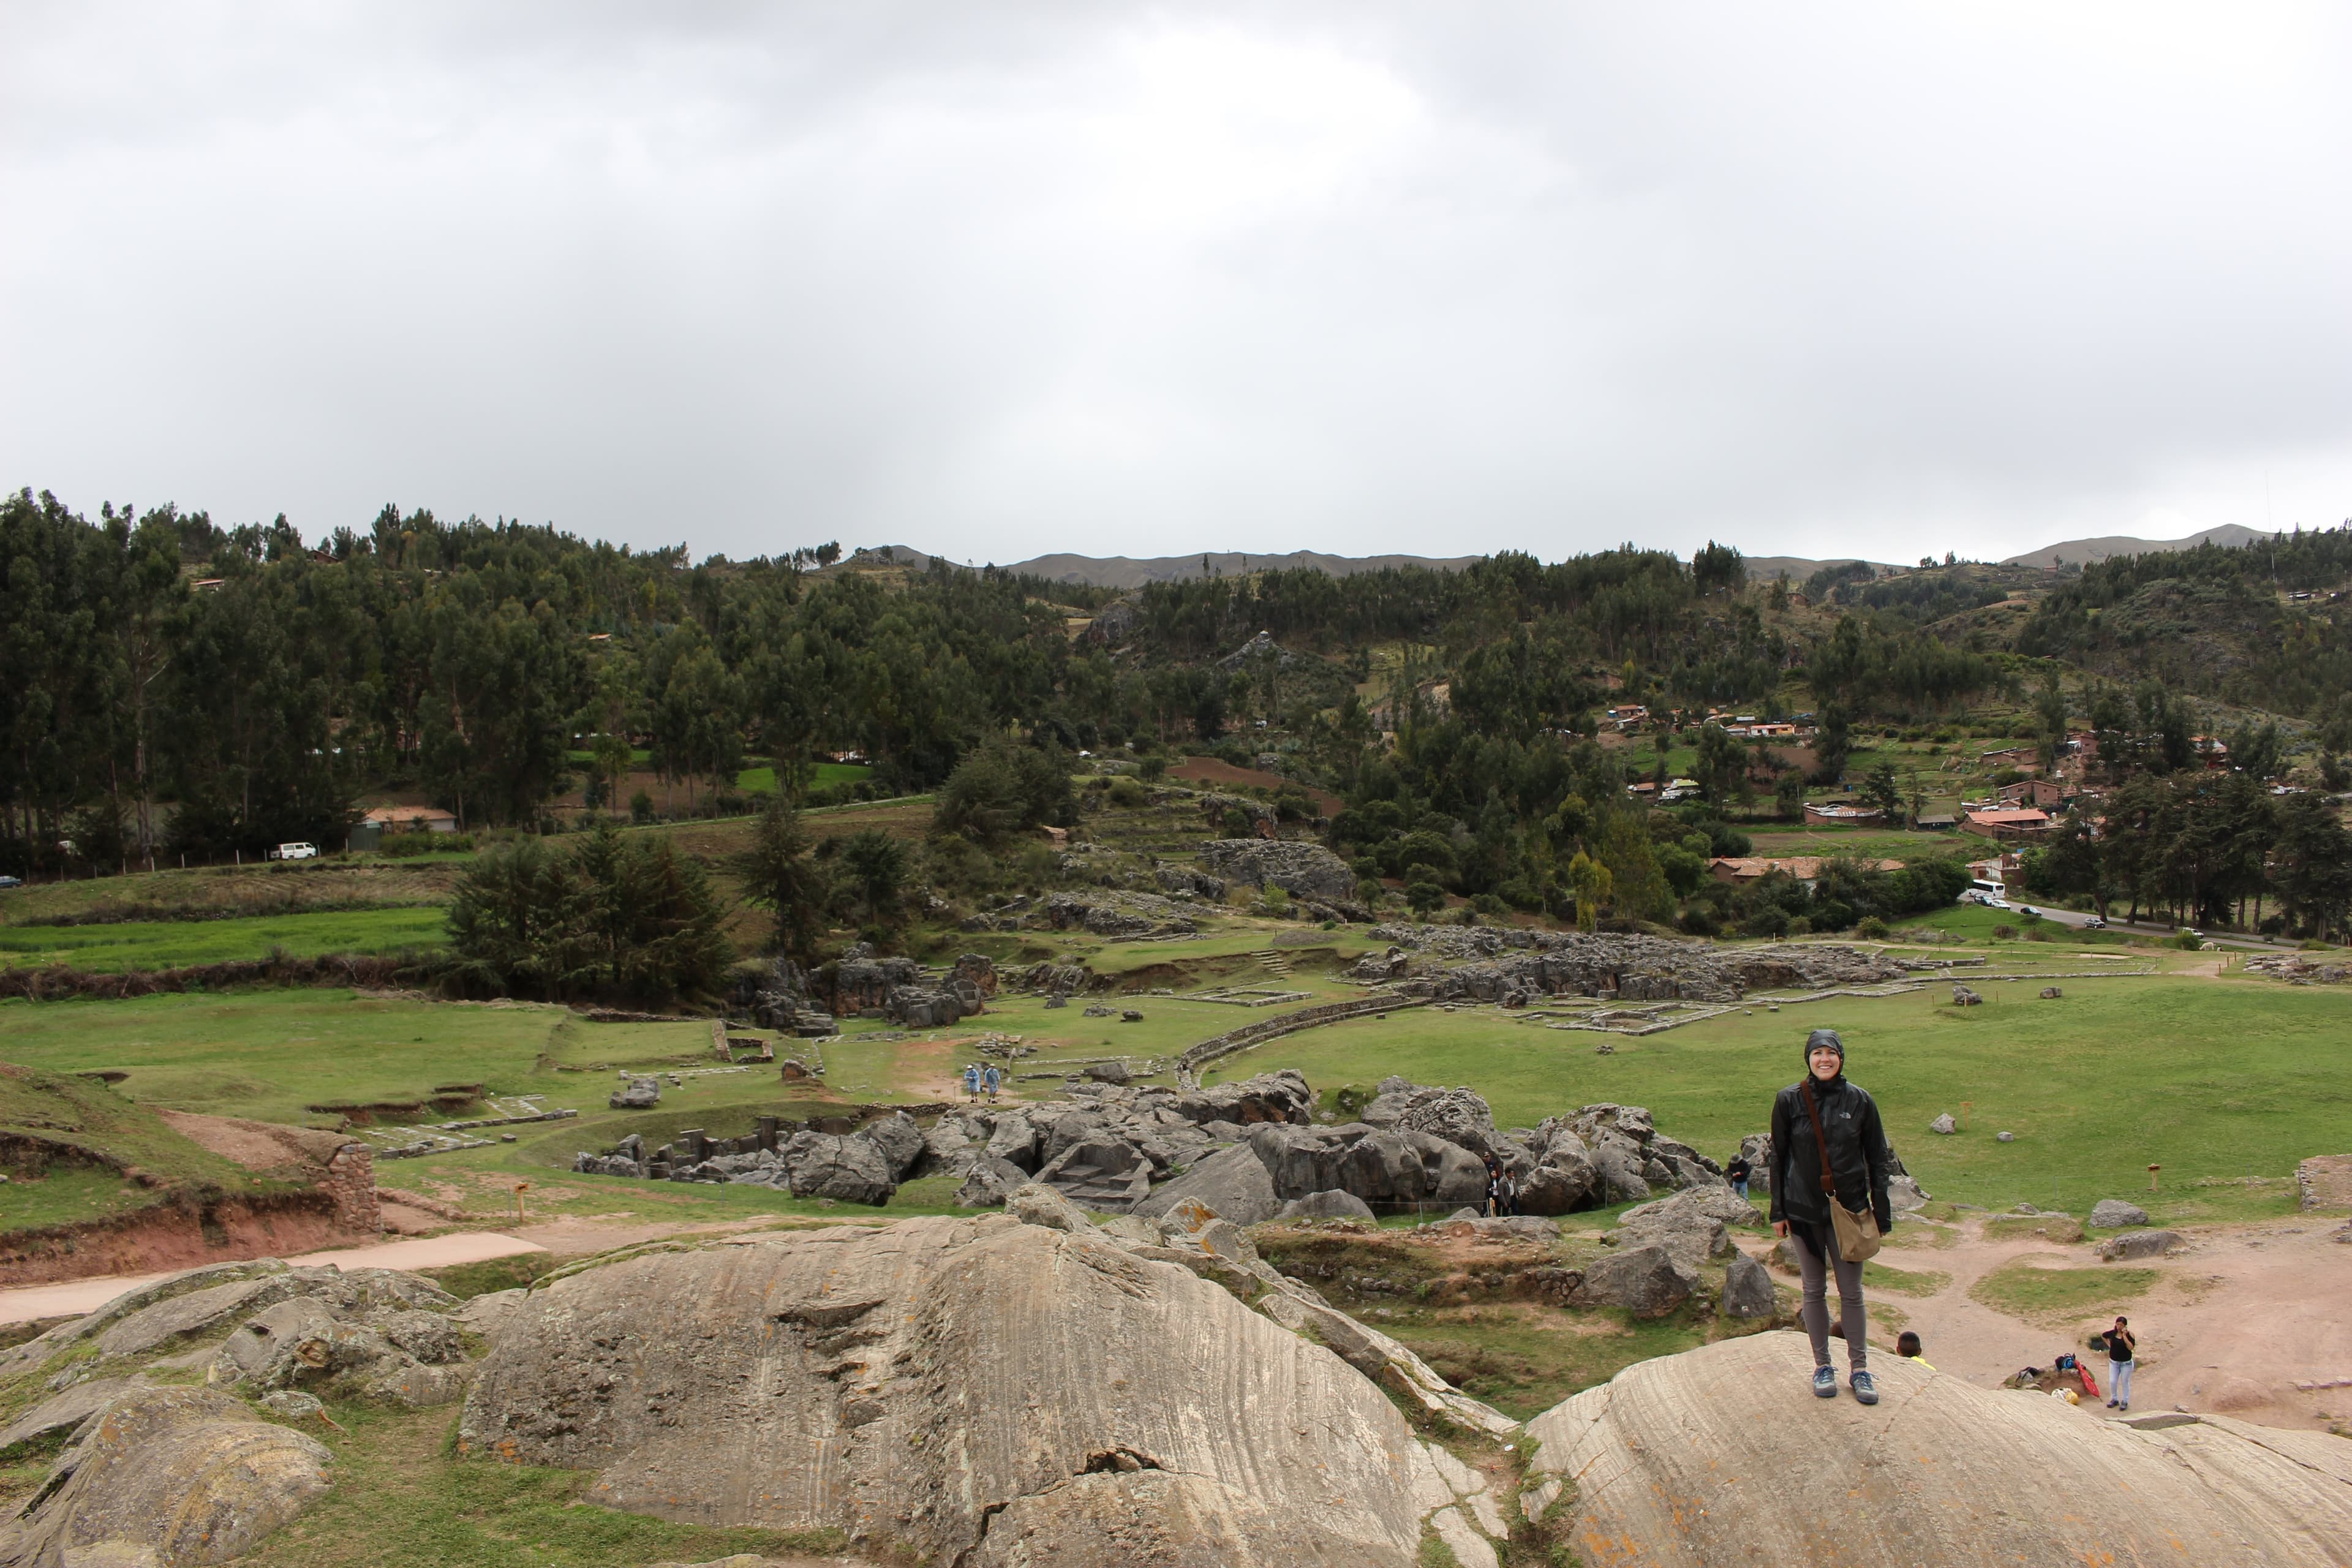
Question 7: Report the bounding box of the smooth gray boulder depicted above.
[0,1377,147,1455]
[1134,1144,1281,1227]
[1721,1253,1777,1319]
[1929,1113,1957,1134]
[94,1276,300,1358]
[1608,1211,1728,1273]
[781,1130,896,1204]
[1570,1245,1697,1317]
[0,1385,330,1566]
[1520,1333,2352,1564]
[1271,1190,1377,1224]
[1174,1069,1314,1128]
[861,1112,928,1182]
[1517,1159,1597,1216]
[954,1155,1034,1209]
[2090,1199,2151,1229]
[1619,1184,1760,1231]
[459,1215,1463,1565]
[609,1076,662,1109]
[2097,1229,2184,1261]
[1589,1134,1653,1204]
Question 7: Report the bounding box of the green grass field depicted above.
[0,1064,293,1231]
[1207,974,2351,1220]
[733,761,872,795]
[0,990,561,1126]
[0,907,449,971]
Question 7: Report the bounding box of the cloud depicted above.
[4,1,2347,564]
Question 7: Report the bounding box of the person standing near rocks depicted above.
[2104,1316,2136,1411]
[1770,1028,1894,1405]
[1726,1150,1752,1200]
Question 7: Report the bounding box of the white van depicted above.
[269,842,320,861]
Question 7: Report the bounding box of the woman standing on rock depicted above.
[1770,1028,1895,1404]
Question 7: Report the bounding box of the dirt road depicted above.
[0,1231,547,1325]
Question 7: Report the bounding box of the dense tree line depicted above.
[2021,774,2352,937]
[2016,525,2352,716]
[0,492,1096,870]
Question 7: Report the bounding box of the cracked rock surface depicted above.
[0,1385,331,1567]
[1522,1331,2352,1565]
[459,1215,1471,1566]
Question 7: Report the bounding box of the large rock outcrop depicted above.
[0,1385,330,1567]
[459,1217,1490,1565]
[1193,839,1356,903]
[1520,1332,2352,1566]
[1365,923,1902,1003]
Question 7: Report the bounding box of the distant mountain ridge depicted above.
[1997,523,2280,570]
[859,526,2283,589]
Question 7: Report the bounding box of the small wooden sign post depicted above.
[2147,1164,2160,1193]
[513,1182,532,1221]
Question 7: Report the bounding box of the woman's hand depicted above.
[1773,1220,1788,1238]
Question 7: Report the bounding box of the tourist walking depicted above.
[1726,1151,1752,1200]
[982,1063,1001,1102]
[963,1064,981,1101]
[2105,1317,2136,1411]
[1770,1028,1895,1404]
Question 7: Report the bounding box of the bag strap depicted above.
[1799,1078,1842,1205]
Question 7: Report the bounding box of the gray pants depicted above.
[1792,1228,1868,1371]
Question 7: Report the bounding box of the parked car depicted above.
[2083,916,2107,929]
[2019,905,2040,918]
[0,875,20,890]
[268,842,320,861]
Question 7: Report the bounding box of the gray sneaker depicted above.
[1812,1366,1838,1398]
[1850,1370,1879,1405]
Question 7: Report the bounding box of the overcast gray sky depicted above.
[6,2,2348,565]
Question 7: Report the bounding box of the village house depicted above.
[1996,777,2067,810]
[362,804,460,835]
[1961,807,2051,842]
[1804,802,1884,826]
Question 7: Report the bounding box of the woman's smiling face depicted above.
[1808,1046,1842,1079]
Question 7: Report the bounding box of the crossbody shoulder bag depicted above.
[1800,1079,1882,1263]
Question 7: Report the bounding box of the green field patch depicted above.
[1967,1262,2159,1322]
[1211,976,2347,1215]
[1862,1260,1951,1297]
[0,907,449,972]
[539,1018,724,1071]
[0,990,565,1127]
[0,1064,281,1232]
[733,760,871,795]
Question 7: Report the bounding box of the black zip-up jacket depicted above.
[1768,1074,1894,1232]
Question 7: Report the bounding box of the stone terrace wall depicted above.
[1180,994,1431,1073]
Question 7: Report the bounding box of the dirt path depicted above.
[1737,1212,2352,1430]
[0,1231,548,1325]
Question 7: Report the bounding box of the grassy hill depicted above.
[0,1063,279,1231]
